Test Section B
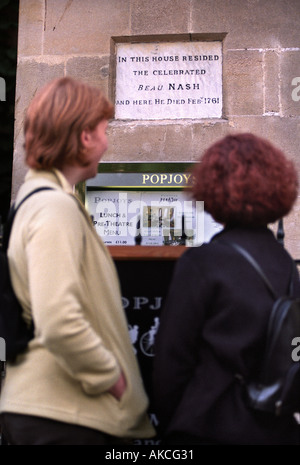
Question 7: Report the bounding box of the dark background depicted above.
[0,0,19,225]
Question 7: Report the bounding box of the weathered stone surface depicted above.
[131,0,189,35]
[104,122,172,162]
[191,0,300,49]
[227,115,300,167]
[223,50,264,116]
[18,0,44,56]
[66,56,110,93]
[264,51,280,114]
[43,0,130,55]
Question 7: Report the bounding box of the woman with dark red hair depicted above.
[153,133,300,445]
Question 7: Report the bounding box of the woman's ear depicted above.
[80,128,93,148]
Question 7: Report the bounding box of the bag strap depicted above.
[222,242,295,300]
[2,187,54,252]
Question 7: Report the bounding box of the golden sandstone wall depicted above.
[13,0,300,256]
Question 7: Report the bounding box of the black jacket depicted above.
[153,226,300,445]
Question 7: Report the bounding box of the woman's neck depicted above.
[60,164,85,186]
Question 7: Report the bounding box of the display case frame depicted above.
[77,162,221,260]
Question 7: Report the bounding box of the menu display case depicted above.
[79,162,222,259]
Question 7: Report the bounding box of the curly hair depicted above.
[24,77,114,170]
[191,133,298,226]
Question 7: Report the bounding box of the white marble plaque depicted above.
[115,41,222,120]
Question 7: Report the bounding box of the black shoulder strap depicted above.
[222,242,296,300]
[2,187,54,252]
[228,242,278,299]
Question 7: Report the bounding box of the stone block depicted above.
[264,51,280,114]
[66,56,110,94]
[190,119,231,161]
[162,123,194,161]
[131,0,189,35]
[105,118,230,163]
[227,115,300,170]
[18,0,44,56]
[105,122,169,161]
[223,50,264,116]
[105,121,196,162]
[43,0,130,55]
[191,0,300,49]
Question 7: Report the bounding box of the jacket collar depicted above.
[22,168,97,230]
[24,168,74,194]
[211,224,275,243]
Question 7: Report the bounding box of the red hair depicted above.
[24,77,114,170]
[191,133,298,226]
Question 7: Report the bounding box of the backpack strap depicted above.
[221,241,296,300]
[227,242,278,300]
[286,260,297,297]
[2,187,54,252]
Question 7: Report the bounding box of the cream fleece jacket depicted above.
[0,169,155,439]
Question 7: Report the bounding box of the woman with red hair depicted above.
[153,133,300,445]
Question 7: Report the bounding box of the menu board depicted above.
[86,189,222,246]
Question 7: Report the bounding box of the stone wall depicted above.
[13,0,300,255]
